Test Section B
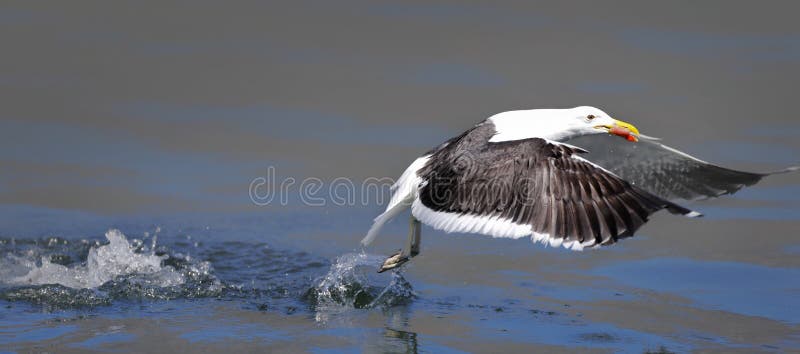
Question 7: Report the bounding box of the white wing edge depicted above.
[411,199,596,251]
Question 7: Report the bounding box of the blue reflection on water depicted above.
[593,258,800,324]
[71,332,135,349]
[691,141,798,165]
[180,323,286,343]
[732,185,800,203]
[699,206,800,221]
[475,315,688,354]
[1,324,76,344]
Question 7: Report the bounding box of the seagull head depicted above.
[487,106,649,143]
[571,106,640,142]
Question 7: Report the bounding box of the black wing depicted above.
[565,134,795,202]
[415,124,696,249]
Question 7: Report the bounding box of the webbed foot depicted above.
[377,250,409,273]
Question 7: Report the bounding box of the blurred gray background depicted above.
[2,0,799,214]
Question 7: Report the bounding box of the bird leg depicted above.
[378,216,421,273]
[409,216,421,257]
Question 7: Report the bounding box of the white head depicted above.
[487,106,641,143]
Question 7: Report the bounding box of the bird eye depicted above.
[586,114,596,120]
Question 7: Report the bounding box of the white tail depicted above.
[361,155,430,246]
[360,193,413,246]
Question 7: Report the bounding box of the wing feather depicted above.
[414,123,698,250]
[566,134,793,202]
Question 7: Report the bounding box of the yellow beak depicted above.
[595,119,640,142]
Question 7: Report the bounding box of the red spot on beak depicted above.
[609,126,639,142]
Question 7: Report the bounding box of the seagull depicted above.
[362,106,796,273]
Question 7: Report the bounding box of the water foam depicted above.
[2,229,182,289]
[0,229,225,310]
[307,253,415,322]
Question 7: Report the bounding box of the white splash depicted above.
[312,252,414,323]
[3,229,185,289]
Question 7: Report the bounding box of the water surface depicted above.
[2,1,800,353]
